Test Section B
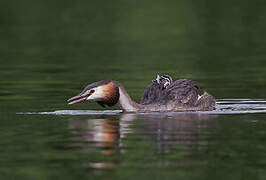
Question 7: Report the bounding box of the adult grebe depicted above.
[67,75,216,112]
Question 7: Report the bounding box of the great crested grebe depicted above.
[67,75,216,112]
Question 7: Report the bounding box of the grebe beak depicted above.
[67,91,92,105]
[67,95,86,105]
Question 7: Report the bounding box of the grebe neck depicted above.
[117,84,142,112]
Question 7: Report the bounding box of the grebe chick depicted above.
[67,75,216,112]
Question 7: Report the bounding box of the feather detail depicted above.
[100,82,120,107]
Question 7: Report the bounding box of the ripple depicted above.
[17,99,266,115]
[17,110,122,115]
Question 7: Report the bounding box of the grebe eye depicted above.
[90,89,95,94]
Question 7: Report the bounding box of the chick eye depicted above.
[89,89,95,94]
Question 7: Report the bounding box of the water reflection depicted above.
[67,113,217,169]
[121,113,216,155]
[68,118,119,169]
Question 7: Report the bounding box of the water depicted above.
[1,0,266,179]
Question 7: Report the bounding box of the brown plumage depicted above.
[100,82,120,107]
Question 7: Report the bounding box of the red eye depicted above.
[90,89,95,94]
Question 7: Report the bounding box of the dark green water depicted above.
[1,1,266,179]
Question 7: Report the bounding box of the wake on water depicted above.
[17,99,266,115]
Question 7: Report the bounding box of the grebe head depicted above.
[160,75,173,88]
[67,80,120,107]
[152,74,173,89]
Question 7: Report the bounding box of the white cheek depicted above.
[86,87,104,101]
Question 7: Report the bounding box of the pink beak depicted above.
[67,95,87,105]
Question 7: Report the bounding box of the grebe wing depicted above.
[140,81,163,105]
[140,76,199,106]
[162,79,199,105]
[140,75,174,105]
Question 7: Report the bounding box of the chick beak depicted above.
[67,93,89,105]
